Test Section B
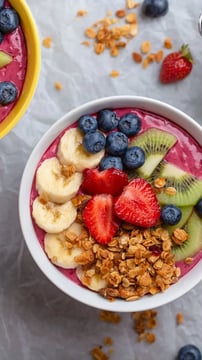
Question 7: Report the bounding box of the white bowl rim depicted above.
[18,95,202,312]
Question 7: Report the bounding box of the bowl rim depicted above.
[18,95,202,312]
[0,0,41,139]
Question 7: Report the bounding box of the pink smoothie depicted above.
[0,1,27,123]
[30,108,202,285]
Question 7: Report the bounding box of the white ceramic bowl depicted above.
[19,96,202,312]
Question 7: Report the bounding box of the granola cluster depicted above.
[63,197,181,301]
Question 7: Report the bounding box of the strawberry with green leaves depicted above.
[160,44,193,84]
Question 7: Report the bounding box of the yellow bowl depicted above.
[0,0,41,139]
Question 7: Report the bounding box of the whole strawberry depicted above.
[160,44,193,83]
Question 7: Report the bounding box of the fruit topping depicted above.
[177,344,202,360]
[97,109,119,132]
[78,114,98,133]
[142,0,169,18]
[106,131,128,156]
[0,50,12,68]
[160,204,182,225]
[129,128,177,178]
[82,194,119,244]
[163,206,193,234]
[0,81,18,105]
[83,130,106,153]
[172,211,202,261]
[58,128,105,172]
[81,167,128,196]
[114,178,161,227]
[99,155,123,171]
[195,198,202,218]
[0,8,19,34]
[160,44,193,83]
[151,161,202,206]
[122,146,145,169]
[36,157,82,204]
[118,113,142,137]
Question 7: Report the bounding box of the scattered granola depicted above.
[54,81,63,91]
[103,337,113,346]
[77,10,88,17]
[99,310,121,324]
[109,70,120,78]
[132,52,142,63]
[176,312,184,325]
[164,37,173,49]
[141,41,151,54]
[172,229,189,245]
[132,309,157,343]
[81,40,91,47]
[42,36,52,48]
[115,9,126,18]
[90,347,109,360]
[184,257,193,265]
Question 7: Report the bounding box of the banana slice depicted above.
[57,127,105,172]
[76,266,107,291]
[36,157,82,204]
[44,222,84,269]
[32,196,77,233]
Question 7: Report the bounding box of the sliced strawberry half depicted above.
[114,178,161,227]
[81,168,128,196]
[82,194,119,244]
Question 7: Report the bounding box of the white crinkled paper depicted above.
[0,0,202,359]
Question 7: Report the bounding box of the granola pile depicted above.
[64,197,181,301]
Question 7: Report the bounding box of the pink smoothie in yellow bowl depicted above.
[19,97,202,312]
[0,0,40,139]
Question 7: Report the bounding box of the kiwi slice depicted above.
[172,211,202,261]
[151,161,202,206]
[0,50,12,68]
[129,128,177,178]
[163,205,193,234]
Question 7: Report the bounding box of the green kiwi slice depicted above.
[151,161,202,206]
[163,206,193,234]
[129,128,177,178]
[172,211,202,261]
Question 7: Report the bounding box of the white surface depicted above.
[1,1,202,359]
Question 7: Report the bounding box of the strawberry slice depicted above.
[81,168,128,196]
[82,194,119,244]
[114,178,161,227]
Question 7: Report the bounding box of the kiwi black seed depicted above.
[129,128,177,178]
[172,211,202,261]
[163,205,193,234]
[150,161,202,206]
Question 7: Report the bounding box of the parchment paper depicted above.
[0,1,202,359]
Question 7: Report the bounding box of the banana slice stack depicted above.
[32,126,105,277]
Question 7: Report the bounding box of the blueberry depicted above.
[123,146,145,169]
[97,109,119,132]
[118,113,141,137]
[106,131,128,156]
[83,130,106,154]
[78,114,98,134]
[99,156,123,171]
[195,198,202,218]
[142,0,169,18]
[177,344,202,360]
[0,81,18,105]
[161,205,182,225]
[0,8,19,34]
[0,1,5,10]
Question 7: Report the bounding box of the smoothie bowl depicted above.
[19,96,202,312]
[0,0,40,139]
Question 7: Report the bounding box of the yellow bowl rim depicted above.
[0,0,41,139]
